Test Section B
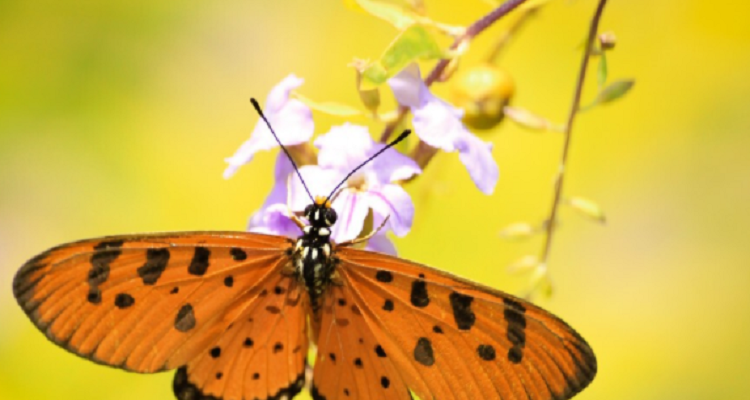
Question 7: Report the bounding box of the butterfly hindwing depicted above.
[312,284,415,400]
[174,270,309,400]
[318,246,597,400]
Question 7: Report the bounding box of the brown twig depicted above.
[539,0,609,265]
[379,0,529,144]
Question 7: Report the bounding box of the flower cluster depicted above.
[223,65,498,254]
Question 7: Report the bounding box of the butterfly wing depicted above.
[173,263,309,400]
[13,231,309,400]
[310,246,596,400]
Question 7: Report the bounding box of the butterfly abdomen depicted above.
[295,225,334,313]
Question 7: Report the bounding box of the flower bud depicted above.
[599,31,616,50]
[450,63,515,130]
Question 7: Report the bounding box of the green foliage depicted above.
[359,25,447,90]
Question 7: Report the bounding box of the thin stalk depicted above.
[539,0,609,265]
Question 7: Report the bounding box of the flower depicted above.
[246,154,302,238]
[288,123,420,244]
[223,74,314,179]
[388,63,499,195]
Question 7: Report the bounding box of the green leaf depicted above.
[292,93,363,117]
[345,0,416,30]
[580,79,635,111]
[595,79,634,104]
[597,52,608,88]
[360,25,447,89]
[565,196,606,224]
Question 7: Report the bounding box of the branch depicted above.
[539,0,609,265]
[379,0,529,143]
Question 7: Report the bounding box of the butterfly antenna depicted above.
[325,129,412,201]
[250,98,314,203]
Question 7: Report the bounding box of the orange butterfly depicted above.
[13,101,596,400]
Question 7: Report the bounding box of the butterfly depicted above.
[13,100,596,400]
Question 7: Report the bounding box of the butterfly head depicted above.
[304,196,337,228]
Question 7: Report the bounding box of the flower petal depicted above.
[331,191,369,243]
[456,133,499,195]
[223,74,313,179]
[265,74,304,113]
[411,96,464,151]
[315,123,373,172]
[365,184,415,237]
[371,147,421,184]
[288,165,340,211]
[387,63,429,108]
[315,123,421,185]
[365,232,398,256]
[247,203,301,238]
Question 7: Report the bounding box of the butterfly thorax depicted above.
[293,198,338,312]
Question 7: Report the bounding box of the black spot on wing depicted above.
[381,376,390,389]
[432,325,444,334]
[114,293,135,309]
[383,299,394,311]
[87,287,102,304]
[354,357,363,368]
[188,246,210,276]
[230,247,247,261]
[410,279,429,308]
[137,248,170,285]
[243,337,254,348]
[413,337,435,366]
[174,304,196,332]
[503,297,527,363]
[266,305,281,314]
[88,240,124,286]
[375,344,387,357]
[209,346,221,358]
[477,344,496,361]
[273,342,284,353]
[223,276,234,287]
[376,270,393,282]
[508,346,523,364]
[449,292,476,330]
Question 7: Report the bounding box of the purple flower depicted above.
[279,123,420,253]
[388,63,499,195]
[246,154,302,238]
[223,74,314,179]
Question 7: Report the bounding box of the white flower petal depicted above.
[331,191,369,242]
[456,134,499,195]
[365,184,415,237]
[387,63,428,108]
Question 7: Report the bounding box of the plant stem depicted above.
[379,0,529,144]
[539,0,609,265]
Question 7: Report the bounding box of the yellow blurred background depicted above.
[2,0,749,399]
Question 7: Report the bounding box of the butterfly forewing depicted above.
[318,246,597,400]
[13,232,310,400]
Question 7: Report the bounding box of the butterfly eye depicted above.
[324,208,337,225]
[304,204,314,217]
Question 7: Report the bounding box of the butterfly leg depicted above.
[336,215,390,248]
